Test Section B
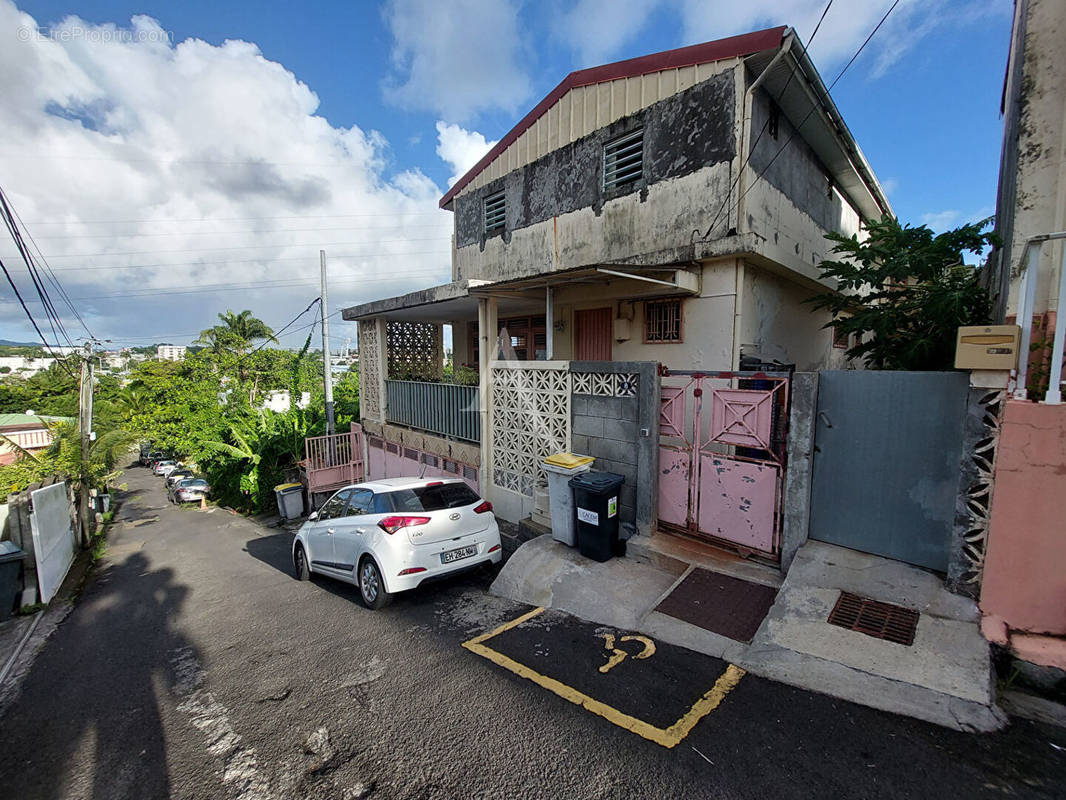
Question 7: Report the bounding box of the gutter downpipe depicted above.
[737,34,793,236]
[1013,231,1066,401]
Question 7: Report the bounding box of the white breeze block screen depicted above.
[30,482,77,603]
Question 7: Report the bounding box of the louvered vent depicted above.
[603,128,644,190]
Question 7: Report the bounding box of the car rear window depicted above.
[386,483,480,512]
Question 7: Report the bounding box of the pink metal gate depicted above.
[658,369,790,558]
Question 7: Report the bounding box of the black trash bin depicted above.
[568,471,625,562]
[0,541,26,621]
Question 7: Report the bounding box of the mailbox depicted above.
[954,325,1021,370]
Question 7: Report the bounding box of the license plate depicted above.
[441,545,478,564]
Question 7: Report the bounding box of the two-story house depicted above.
[341,26,890,547]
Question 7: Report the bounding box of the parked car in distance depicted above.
[171,477,210,504]
[292,477,502,609]
[154,459,177,476]
[145,451,164,467]
[166,468,194,487]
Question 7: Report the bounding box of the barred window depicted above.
[644,299,682,343]
[483,190,506,232]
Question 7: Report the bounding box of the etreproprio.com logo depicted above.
[17,25,174,44]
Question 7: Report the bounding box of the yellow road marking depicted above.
[461,607,745,748]
[621,634,656,660]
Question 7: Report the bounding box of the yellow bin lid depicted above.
[544,453,594,469]
[274,482,302,491]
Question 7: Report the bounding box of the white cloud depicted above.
[921,210,961,231]
[675,0,1004,80]
[382,0,531,121]
[0,2,454,346]
[435,121,498,188]
[553,0,662,66]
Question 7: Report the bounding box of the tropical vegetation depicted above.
[0,309,357,513]
[808,215,996,371]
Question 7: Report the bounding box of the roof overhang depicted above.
[746,30,892,222]
[467,264,701,297]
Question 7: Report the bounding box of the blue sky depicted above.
[1,0,1013,344]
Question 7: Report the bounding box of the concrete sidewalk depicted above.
[491,534,1006,732]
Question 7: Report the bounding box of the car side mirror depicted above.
[308,511,319,521]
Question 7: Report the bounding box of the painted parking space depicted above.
[462,607,743,748]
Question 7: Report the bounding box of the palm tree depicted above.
[196,310,277,358]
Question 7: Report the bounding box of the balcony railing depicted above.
[386,380,480,443]
[303,423,365,494]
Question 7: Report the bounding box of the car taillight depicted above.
[473,501,493,514]
[398,567,427,576]
[426,481,443,486]
[488,544,501,553]
[377,515,431,534]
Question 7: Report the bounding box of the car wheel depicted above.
[358,557,392,610]
[293,543,310,581]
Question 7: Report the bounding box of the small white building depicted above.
[0,356,58,376]
[156,345,187,361]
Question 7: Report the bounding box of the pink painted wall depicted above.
[980,400,1066,636]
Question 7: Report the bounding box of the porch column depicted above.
[357,317,388,423]
[478,297,498,489]
[545,285,554,360]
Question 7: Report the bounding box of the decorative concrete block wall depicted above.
[569,361,659,539]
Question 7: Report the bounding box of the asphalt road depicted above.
[0,467,1063,800]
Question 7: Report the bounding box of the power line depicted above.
[244,298,323,359]
[42,247,452,272]
[0,185,86,367]
[694,0,835,242]
[29,223,451,241]
[0,151,384,168]
[8,200,94,339]
[698,0,897,241]
[0,257,76,376]
[1,241,453,259]
[22,211,445,225]
[0,269,449,303]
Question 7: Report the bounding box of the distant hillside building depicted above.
[0,413,71,465]
[156,345,186,361]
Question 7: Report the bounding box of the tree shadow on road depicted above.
[0,547,200,800]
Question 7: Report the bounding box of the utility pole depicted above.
[77,341,94,547]
[320,249,335,435]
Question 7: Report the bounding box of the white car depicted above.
[292,477,502,609]
[154,459,177,476]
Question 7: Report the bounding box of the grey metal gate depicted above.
[809,371,969,572]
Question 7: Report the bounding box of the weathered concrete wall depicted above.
[740,264,851,370]
[456,60,738,198]
[453,69,738,282]
[549,260,737,369]
[747,89,861,238]
[997,0,1066,318]
[980,400,1066,636]
[568,361,659,539]
[780,372,818,572]
[360,418,480,466]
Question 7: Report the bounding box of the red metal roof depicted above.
[439,26,786,209]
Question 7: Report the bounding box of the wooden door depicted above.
[575,308,612,361]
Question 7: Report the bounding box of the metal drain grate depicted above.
[827,592,920,646]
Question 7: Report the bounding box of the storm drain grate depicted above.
[827,592,919,646]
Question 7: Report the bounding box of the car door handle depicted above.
[327,528,335,535]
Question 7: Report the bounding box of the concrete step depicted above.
[627,531,783,588]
